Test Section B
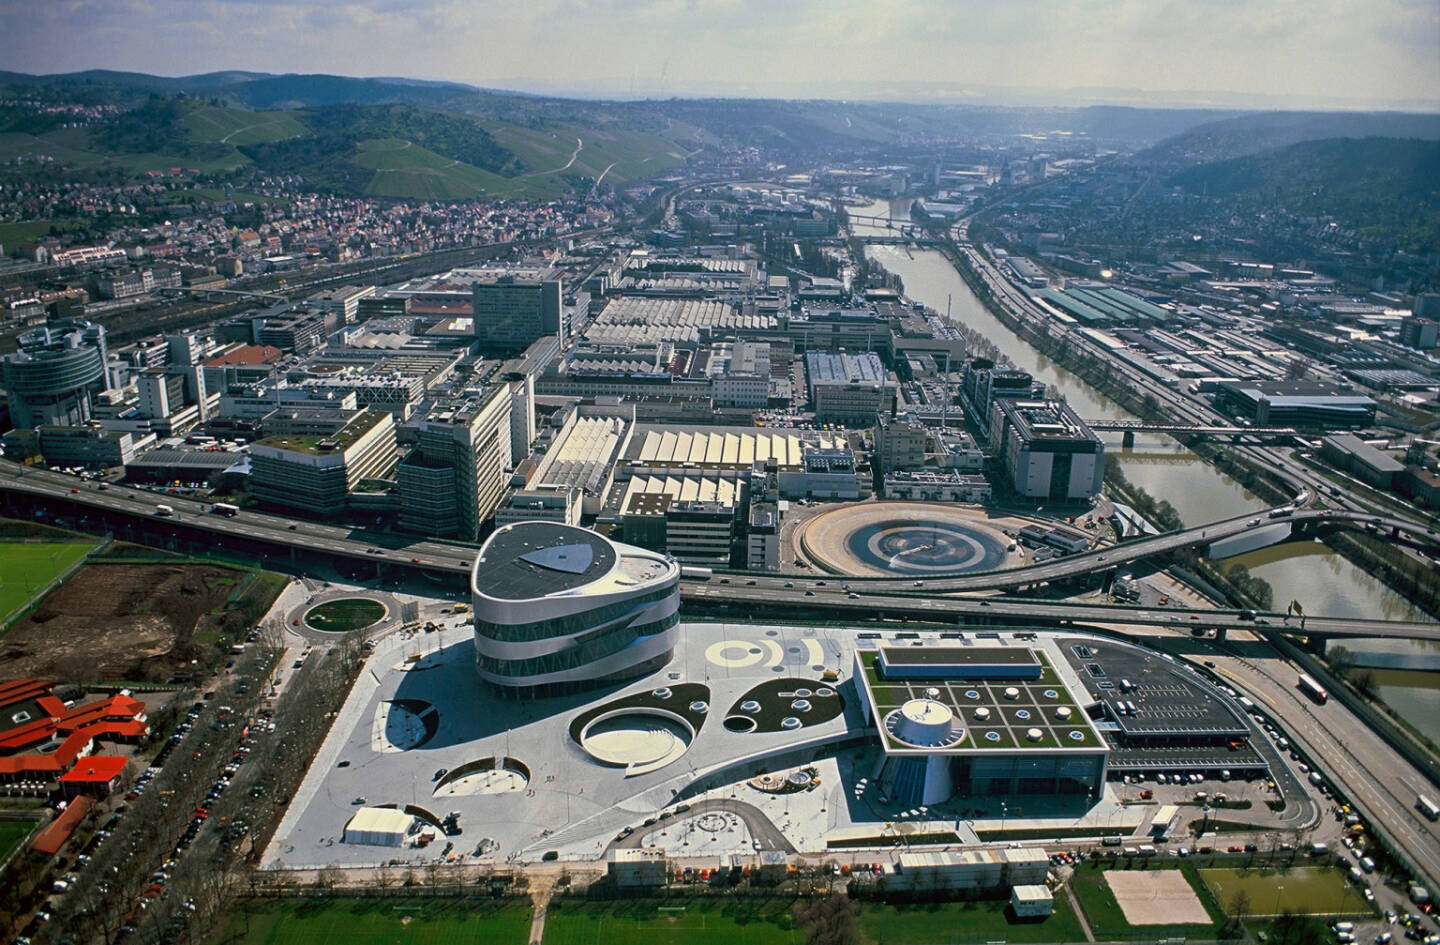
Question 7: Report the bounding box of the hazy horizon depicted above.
[2,0,1436,112]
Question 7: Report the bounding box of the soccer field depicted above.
[0,540,95,625]
[542,899,802,945]
[0,819,39,863]
[212,898,533,945]
[1199,866,1373,917]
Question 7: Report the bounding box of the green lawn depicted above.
[1198,866,1372,917]
[305,598,386,632]
[1070,862,1225,941]
[543,898,802,945]
[857,896,1087,945]
[0,217,94,248]
[0,818,39,863]
[213,898,531,945]
[0,540,97,626]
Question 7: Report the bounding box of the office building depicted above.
[36,425,149,468]
[494,485,580,528]
[806,351,896,426]
[249,408,398,515]
[470,522,681,698]
[310,285,376,326]
[1,322,111,428]
[472,270,564,355]
[990,399,1104,500]
[1400,316,1438,350]
[396,390,512,541]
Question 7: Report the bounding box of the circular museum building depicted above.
[470,521,681,698]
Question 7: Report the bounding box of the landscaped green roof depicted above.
[255,409,388,456]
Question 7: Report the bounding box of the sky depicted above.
[2,0,1437,108]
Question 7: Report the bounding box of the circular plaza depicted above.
[797,502,1024,577]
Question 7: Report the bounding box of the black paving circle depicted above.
[845,519,1007,574]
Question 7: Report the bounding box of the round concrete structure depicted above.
[798,502,1021,577]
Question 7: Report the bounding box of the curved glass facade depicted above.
[471,522,681,698]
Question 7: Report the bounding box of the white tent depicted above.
[342,807,414,846]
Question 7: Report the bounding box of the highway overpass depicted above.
[681,581,1440,641]
[2,460,1435,640]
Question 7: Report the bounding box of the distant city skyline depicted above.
[2,0,1437,110]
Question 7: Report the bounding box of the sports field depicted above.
[0,819,39,863]
[857,896,1087,944]
[1199,866,1372,917]
[1071,862,1225,941]
[542,898,801,945]
[212,897,532,945]
[0,540,96,625]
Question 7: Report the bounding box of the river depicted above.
[851,197,1439,740]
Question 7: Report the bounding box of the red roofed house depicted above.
[0,680,146,792]
[58,756,129,798]
[30,796,95,856]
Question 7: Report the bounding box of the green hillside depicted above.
[1147,111,1440,163]
[1169,137,1440,253]
[182,105,308,146]
[353,138,524,200]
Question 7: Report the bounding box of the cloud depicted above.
[0,0,1434,107]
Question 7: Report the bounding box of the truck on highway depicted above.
[1297,672,1329,705]
[1418,794,1440,821]
[211,502,239,517]
[154,504,174,517]
[680,566,713,580]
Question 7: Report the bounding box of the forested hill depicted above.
[1168,137,1440,253]
[1145,111,1440,163]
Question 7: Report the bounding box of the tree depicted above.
[1227,888,1252,930]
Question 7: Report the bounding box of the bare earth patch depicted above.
[0,563,242,683]
[1105,869,1211,926]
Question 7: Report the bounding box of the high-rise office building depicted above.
[1,322,111,428]
[471,270,563,356]
[396,387,512,541]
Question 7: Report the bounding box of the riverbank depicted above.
[937,237,1438,620]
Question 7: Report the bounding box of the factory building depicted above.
[806,351,897,426]
[1215,380,1377,429]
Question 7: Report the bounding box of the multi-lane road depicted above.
[4,460,1439,640]
[685,582,1440,640]
[0,461,475,575]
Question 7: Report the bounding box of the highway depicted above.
[683,582,1440,640]
[4,459,1438,639]
[1208,639,1440,889]
[0,460,475,575]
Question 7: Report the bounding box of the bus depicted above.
[211,502,239,517]
[1419,795,1440,821]
[679,566,713,581]
[154,504,174,517]
[1297,673,1328,705]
